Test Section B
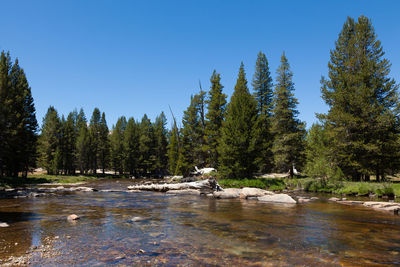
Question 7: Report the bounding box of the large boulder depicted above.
[213,188,241,199]
[239,187,273,199]
[258,194,297,204]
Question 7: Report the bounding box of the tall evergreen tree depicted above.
[0,52,12,176]
[61,113,77,174]
[167,123,180,175]
[320,16,400,181]
[176,91,206,176]
[38,106,61,175]
[0,53,38,177]
[204,70,227,168]
[271,53,306,178]
[110,116,126,175]
[123,117,139,176]
[218,63,258,178]
[153,112,168,176]
[76,108,90,174]
[252,52,274,173]
[99,112,110,175]
[89,108,101,174]
[138,114,155,176]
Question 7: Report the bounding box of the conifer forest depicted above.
[0,16,399,182]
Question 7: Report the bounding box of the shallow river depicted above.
[0,179,399,266]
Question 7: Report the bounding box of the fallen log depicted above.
[127,178,221,193]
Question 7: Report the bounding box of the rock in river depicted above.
[239,187,274,199]
[213,188,241,199]
[0,222,9,227]
[67,214,80,221]
[258,194,297,204]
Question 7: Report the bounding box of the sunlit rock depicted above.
[258,194,297,204]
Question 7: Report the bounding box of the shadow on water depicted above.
[0,211,38,224]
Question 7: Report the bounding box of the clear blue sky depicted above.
[1,0,399,129]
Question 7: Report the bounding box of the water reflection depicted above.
[0,180,399,266]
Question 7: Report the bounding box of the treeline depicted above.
[38,107,168,177]
[1,15,399,182]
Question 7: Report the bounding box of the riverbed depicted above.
[0,179,399,266]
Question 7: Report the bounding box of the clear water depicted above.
[0,179,399,266]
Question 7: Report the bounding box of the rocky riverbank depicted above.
[329,197,400,215]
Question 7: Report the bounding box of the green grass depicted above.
[0,174,104,188]
[218,178,286,191]
[284,177,399,197]
[218,176,400,197]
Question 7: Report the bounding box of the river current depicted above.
[0,179,399,266]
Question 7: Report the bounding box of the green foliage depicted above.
[98,112,110,174]
[76,111,90,174]
[167,123,180,175]
[38,106,61,175]
[218,63,258,178]
[0,52,38,177]
[319,16,400,181]
[252,52,274,173]
[204,70,227,168]
[218,178,286,190]
[138,114,155,175]
[110,116,126,175]
[271,53,306,177]
[304,123,344,179]
[123,117,139,175]
[176,90,207,176]
[153,112,168,175]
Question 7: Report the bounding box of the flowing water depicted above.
[0,179,399,266]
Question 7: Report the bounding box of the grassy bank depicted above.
[0,174,104,188]
[218,177,400,197]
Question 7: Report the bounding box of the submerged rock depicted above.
[258,194,297,204]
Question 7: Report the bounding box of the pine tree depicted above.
[0,52,11,176]
[110,116,126,175]
[320,16,400,181]
[271,53,306,178]
[98,112,110,175]
[252,52,274,173]
[76,108,90,174]
[204,70,227,168]
[0,53,38,177]
[218,63,258,178]
[138,114,155,176]
[89,108,101,174]
[62,113,77,174]
[38,106,61,175]
[167,123,180,175]
[153,112,168,176]
[176,91,206,176]
[124,117,139,176]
